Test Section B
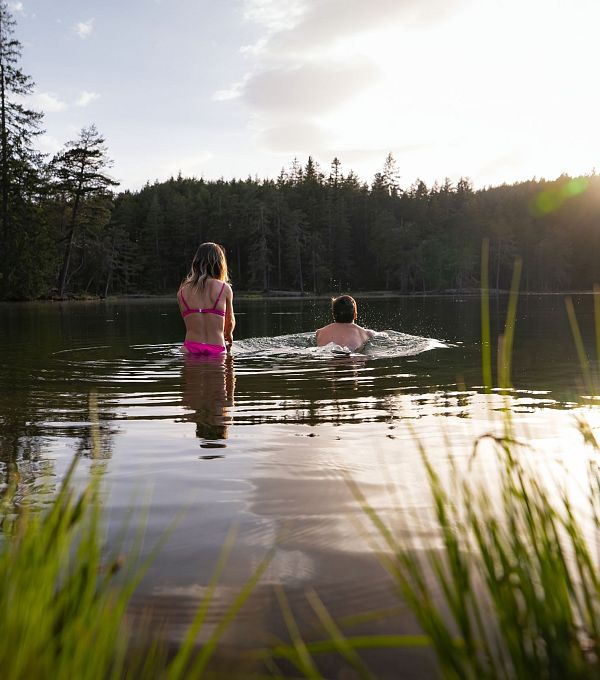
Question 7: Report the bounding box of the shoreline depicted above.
[1,288,599,304]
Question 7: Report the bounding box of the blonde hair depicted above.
[185,242,229,290]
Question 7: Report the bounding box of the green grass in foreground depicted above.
[0,447,140,679]
[350,429,600,680]
[0,395,272,679]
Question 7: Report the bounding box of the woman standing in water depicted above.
[177,242,235,355]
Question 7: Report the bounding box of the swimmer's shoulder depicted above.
[315,323,335,346]
[356,324,375,339]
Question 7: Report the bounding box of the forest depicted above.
[1,2,600,300]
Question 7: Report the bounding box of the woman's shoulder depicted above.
[218,280,233,296]
[207,278,232,300]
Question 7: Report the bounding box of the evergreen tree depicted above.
[4,133,600,299]
[104,192,140,296]
[382,152,401,197]
[0,1,45,296]
[51,125,119,297]
[326,158,353,288]
[301,156,326,292]
[247,202,270,291]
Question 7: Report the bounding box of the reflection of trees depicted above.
[180,355,235,448]
[74,403,117,462]
[0,389,47,489]
[0,300,182,497]
[0,391,116,504]
[235,355,483,428]
[302,356,366,426]
[74,392,117,484]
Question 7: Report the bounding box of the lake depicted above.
[0,294,597,675]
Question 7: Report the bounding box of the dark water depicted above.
[0,294,596,670]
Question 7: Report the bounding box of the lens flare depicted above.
[530,177,590,216]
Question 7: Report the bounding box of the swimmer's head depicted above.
[187,242,229,289]
[332,295,357,323]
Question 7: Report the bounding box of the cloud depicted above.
[8,2,24,13]
[76,90,100,107]
[37,134,62,155]
[244,0,468,54]
[335,144,434,163]
[74,18,94,39]
[232,0,462,117]
[258,121,328,153]
[212,80,245,102]
[29,91,67,112]
[242,59,381,115]
[475,148,528,185]
[164,152,213,177]
[216,0,468,170]
[243,0,305,31]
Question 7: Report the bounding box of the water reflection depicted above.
[180,354,235,450]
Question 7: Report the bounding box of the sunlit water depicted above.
[0,295,598,670]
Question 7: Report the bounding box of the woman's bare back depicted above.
[178,279,230,345]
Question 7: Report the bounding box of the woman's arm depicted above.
[224,285,235,345]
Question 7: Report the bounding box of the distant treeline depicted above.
[103,163,600,296]
[1,2,600,300]
[6,153,600,299]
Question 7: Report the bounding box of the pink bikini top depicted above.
[178,282,226,318]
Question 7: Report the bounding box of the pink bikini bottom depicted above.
[183,340,226,356]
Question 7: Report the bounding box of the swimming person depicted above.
[177,242,235,355]
[315,295,375,352]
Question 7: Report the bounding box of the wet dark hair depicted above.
[332,295,357,323]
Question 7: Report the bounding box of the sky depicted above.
[12,0,600,191]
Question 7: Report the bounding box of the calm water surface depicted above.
[0,295,597,671]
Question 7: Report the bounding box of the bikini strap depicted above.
[178,288,191,311]
[212,282,226,309]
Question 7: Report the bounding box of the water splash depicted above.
[232,330,445,360]
[47,332,446,375]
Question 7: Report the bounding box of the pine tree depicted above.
[302,156,325,292]
[104,192,139,296]
[248,202,270,291]
[0,1,44,295]
[51,125,119,297]
[382,152,401,197]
